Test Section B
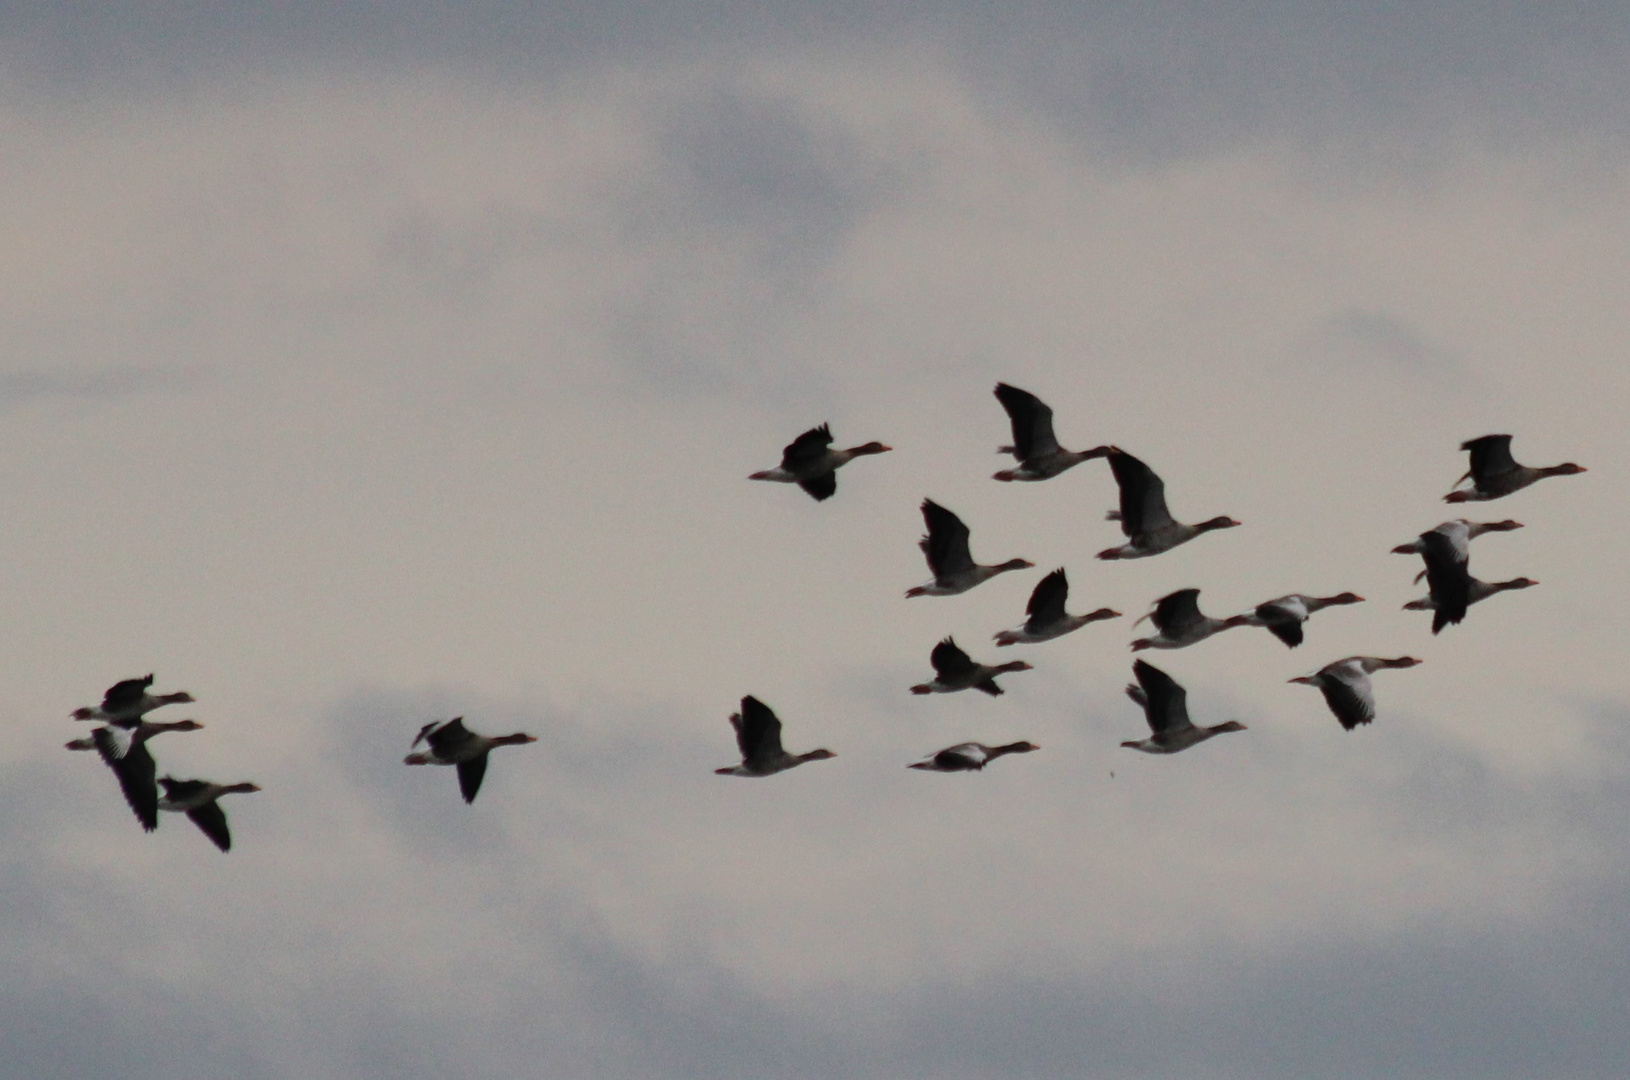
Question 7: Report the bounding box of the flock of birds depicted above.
[64,387,1586,847]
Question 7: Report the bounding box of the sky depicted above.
[2,4,1628,1078]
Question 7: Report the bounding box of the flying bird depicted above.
[906,499,1033,597]
[403,717,538,804]
[1444,434,1585,502]
[1289,656,1421,730]
[1393,519,1522,582]
[1097,448,1240,559]
[67,718,204,832]
[715,696,835,777]
[1120,659,1246,754]
[72,674,194,723]
[1239,592,1365,648]
[749,423,891,501]
[908,741,1039,772]
[911,637,1033,696]
[990,383,1111,481]
[1408,529,1536,632]
[157,777,260,852]
[1129,588,1249,651]
[994,568,1119,645]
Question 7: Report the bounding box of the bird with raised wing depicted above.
[1240,592,1364,648]
[1097,448,1240,559]
[991,383,1111,481]
[906,499,1033,597]
[911,637,1033,696]
[157,777,260,852]
[908,741,1039,772]
[715,696,835,777]
[749,423,891,501]
[994,568,1119,645]
[403,717,538,804]
[1120,659,1245,754]
[1129,588,1250,651]
[1393,519,1523,582]
[72,674,194,723]
[1289,656,1421,730]
[1444,434,1584,502]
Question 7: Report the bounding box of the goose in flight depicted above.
[715,696,835,777]
[1120,659,1245,754]
[749,424,891,501]
[1444,435,1584,502]
[1129,588,1249,651]
[911,637,1033,696]
[1240,592,1364,648]
[906,499,1033,597]
[1289,656,1421,730]
[994,568,1119,645]
[1393,519,1522,582]
[991,383,1111,481]
[67,718,204,832]
[403,717,538,804]
[1097,448,1240,559]
[908,741,1039,771]
[72,674,194,723]
[157,777,260,852]
[1410,529,1536,633]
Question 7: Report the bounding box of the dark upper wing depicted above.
[410,721,440,749]
[157,777,209,803]
[102,674,154,712]
[93,726,158,831]
[1462,434,1517,481]
[1133,659,1191,734]
[797,472,838,501]
[1420,531,1470,631]
[1108,450,1173,537]
[1319,667,1375,730]
[1025,568,1069,626]
[456,755,489,804]
[424,718,473,757]
[735,695,785,761]
[1253,601,1304,647]
[993,383,1058,462]
[930,637,977,680]
[919,500,973,577]
[933,744,984,770]
[781,424,834,472]
[185,802,232,852]
[1151,589,1203,636]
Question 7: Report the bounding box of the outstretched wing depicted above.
[797,472,838,501]
[919,499,973,577]
[1108,450,1173,537]
[929,637,977,680]
[733,695,786,762]
[993,383,1059,462]
[1025,568,1069,627]
[1253,600,1304,647]
[1319,664,1375,730]
[1420,531,1470,632]
[102,674,154,713]
[185,802,232,852]
[424,718,473,757]
[456,755,489,804]
[92,726,158,831]
[781,425,834,472]
[1462,434,1517,482]
[1133,659,1191,735]
[1151,589,1203,636]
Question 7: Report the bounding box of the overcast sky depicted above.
[2,5,1628,1078]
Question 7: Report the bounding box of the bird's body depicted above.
[157,776,260,852]
[1289,656,1421,730]
[403,717,538,803]
[1241,592,1364,648]
[911,637,1033,696]
[908,741,1039,772]
[994,568,1119,645]
[67,718,204,832]
[1097,448,1240,559]
[1409,528,1536,632]
[72,674,194,723]
[906,499,1033,597]
[990,383,1110,481]
[715,696,835,777]
[749,424,891,501]
[1445,434,1585,502]
[1129,588,1249,651]
[1120,659,1245,754]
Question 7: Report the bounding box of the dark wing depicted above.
[1420,531,1470,632]
[919,499,973,577]
[1253,601,1304,647]
[993,383,1058,462]
[934,744,985,770]
[185,802,232,852]
[1133,659,1191,735]
[975,678,1004,697]
[424,717,473,757]
[157,776,210,803]
[1319,668,1375,730]
[1025,568,1069,627]
[1462,434,1517,482]
[797,471,838,501]
[456,754,489,804]
[92,726,158,831]
[1151,589,1203,636]
[734,695,786,762]
[1108,450,1173,537]
[101,674,154,712]
[410,720,440,749]
[781,424,834,472]
[929,637,977,680]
